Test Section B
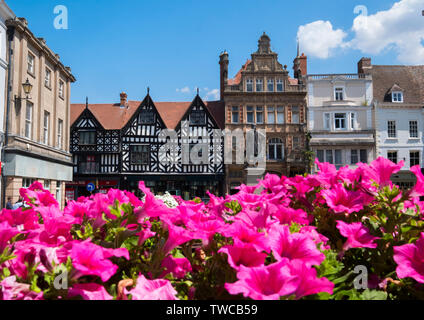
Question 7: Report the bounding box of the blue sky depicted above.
[7,0,423,103]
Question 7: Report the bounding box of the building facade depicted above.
[68,92,225,201]
[0,1,14,206]
[221,33,308,193]
[360,58,424,188]
[3,17,76,207]
[307,60,375,172]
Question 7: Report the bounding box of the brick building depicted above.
[220,33,308,193]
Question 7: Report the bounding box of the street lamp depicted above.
[15,78,33,102]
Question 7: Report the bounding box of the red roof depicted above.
[71,99,225,130]
[227,60,251,85]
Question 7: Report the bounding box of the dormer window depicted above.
[190,110,205,125]
[335,87,344,101]
[392,91,403,103]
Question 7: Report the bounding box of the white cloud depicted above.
[176,86,191,94]
[204,88,219,100]
[297,0,424,64]
[297,20,347,59]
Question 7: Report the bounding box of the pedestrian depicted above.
[5,197,13,210]
[12,197,24,210]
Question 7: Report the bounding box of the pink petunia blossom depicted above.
[125,274,178,300]
[410,165,424,198]
[224,259,300,300]
[393,232,424,283]
[221,221,270,252]
[336,220,379,250]
[0,221,20,253]
[284,258,334,299]
[162,223,193,255]
[70,240,129,282]
[160,255,192,279]
[268,225,325,267]
[358,157,404,187]
[320,183,364,214]
[68,283,113,300]
[20,181,58,208]
[219,239,267,271]
[136,181,176,221]
[0,208,39,230]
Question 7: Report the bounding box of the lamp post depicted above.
[15,78,33,103]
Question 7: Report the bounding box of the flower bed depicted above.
[1,157,424,300]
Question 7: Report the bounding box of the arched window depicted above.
[268,138,284,160]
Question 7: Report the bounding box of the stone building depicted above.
[360,58,424,189]
[220,33,308,194]
[0,1,14,206]
[3,17,76,207]
[306,59,375,172]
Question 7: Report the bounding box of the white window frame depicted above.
[392,91,403,103]
[350,112,357,130]
[246,79,253,92]
[409,120,418,139]
[27,53,35,74]
[43,111,50,145]
[334,87,344,101]
[334,113,347,130]
[58,119,63,149]
[246,106,254,124]
[276,79,284,92]
[410,150,420,167]
[267,106,275,124]
[267,79,274,92]
[25,102,33,139]
[387,120,397,138]
[45,68,51,88]
[277,106,285,124]
[256,79,263,92]
[59,80,65,98]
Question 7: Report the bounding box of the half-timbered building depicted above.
[67,92,224,201]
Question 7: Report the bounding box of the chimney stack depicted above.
[293,53,307,79]
[219,51,229,101]
[120,92,127,108]
[358,57,372,74]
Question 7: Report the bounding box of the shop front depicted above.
[121,174,224,202]
[65,178,120,200]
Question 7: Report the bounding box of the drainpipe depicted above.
[2,26,15,208]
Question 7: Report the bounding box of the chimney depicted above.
[120,92,127,108]
[358,57,372,74]
[219,51,229,101]
[293,53,307,79]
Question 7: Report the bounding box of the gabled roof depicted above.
[71,98,225,130]
[388,84,404,93]
[371,65,424,104]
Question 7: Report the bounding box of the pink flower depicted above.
[68,283,113,300]
[284,259,334,299]
[70,240,129,282]
[336,221,379,250]
[125,275,178,300]
[271,206,309,225]
[268,225,325,267]
[359,157,404,187]
[393,232,424,283]
[136,182,175,221]
[162,223,193,254]
[320,183,364,214]
[160,255,192,279]
[0,276,43,300]
[20,181,58,208]
[221,221,270,252]
[225,260,300,300]
[0,208,39,230]
[0,221,19,253]
[410,165,424,198]
[219,239,267,271]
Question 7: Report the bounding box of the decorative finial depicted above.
[197,88,199,95]
[85,97,88,108]
[147,87,150,95]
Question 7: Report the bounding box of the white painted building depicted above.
[360,58,424,189]
[306,60,374,172]
[0,1,14,205]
